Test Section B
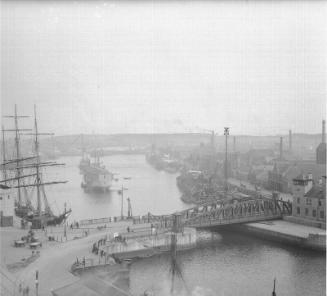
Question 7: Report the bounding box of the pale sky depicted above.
[1,0,326,136]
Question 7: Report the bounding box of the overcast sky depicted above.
[1,0,326,136]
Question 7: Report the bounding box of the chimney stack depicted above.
[289,130,292,152]
[279,137,283,160]
[210,131,215,150]
[322,120,326,143]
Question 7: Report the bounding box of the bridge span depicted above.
[144,197,292,229]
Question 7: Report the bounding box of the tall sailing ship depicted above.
[1,105,71,228]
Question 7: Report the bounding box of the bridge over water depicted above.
[79,196,292,230]
[144,197,292,229]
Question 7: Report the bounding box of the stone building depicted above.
[0,185,14,227]
[291,174,326,228]
[267,160,325,193]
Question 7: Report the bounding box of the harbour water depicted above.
[45,155,325,296]
[44,154,189,222]
[129,230,325,296]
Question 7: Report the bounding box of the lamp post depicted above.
[127,197,133,218]
[120,185,128,219]
[120,177,131,219]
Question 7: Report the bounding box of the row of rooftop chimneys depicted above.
[279,120,325,160]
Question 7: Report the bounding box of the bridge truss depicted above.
[145,197,292,229]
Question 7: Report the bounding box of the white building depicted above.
[291,174,326,229]
[0,185,14,227]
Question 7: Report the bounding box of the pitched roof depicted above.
[305,186,325,199]
[295,161,326,181]
[272,160,326,182]
[293,173,309,181]
[316,142,326,151]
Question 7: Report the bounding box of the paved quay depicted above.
[1,220,151,296]
[247,220,325,238]
[244,219,326,251]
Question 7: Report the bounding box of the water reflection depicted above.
[129,230,326,296]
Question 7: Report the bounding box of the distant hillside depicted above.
[1,132,322,158]
[40,133,323,157]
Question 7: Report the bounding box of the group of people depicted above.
[91,238,112,264]
[92,244,106,258]
[70,221,79,229]
[75,257,86,267]
[92,236,107,255]
[18,283,29,295]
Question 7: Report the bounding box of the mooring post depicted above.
[272,278,277,296]
[35,270,39,296]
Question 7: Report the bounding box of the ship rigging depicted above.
[1,104,71,228]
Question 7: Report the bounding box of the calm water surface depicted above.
[44,154,188,221]
[129,230,325,296]
[44,155,325,296]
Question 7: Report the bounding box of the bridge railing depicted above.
[185,213,283,227]
[79,197,291,228]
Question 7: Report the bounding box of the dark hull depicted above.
[15,206,34,220]
[25,209,72,229]
[81,182,110,193]
[46,210,72,226]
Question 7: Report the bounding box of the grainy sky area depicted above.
[1,0,326,136]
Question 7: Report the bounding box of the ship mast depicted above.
[1,126,7,184]
[34,105,42,214]
[24,105,67,216]
[1,105,69,224]
[0,156,38,213]
[3,105,31,204]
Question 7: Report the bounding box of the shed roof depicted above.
[52,281,99,296]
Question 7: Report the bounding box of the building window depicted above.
[312,210,317,217]
[297,198,300,204]
[0,196,2,200]
[319,200,322,206]
[297,207,300,215]
[320,211,324,219]
[305,208,309,216]
[306,198,311,205]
